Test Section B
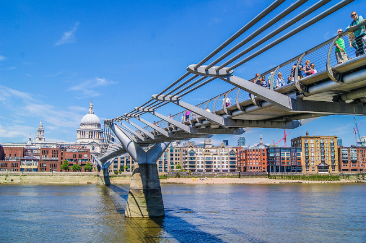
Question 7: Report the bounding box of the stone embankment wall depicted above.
[0,172,132,184]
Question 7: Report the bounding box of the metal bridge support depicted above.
[109,122,170,218]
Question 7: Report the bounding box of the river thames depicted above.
[0,183,365,242]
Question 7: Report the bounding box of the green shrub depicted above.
[269,174,340,181]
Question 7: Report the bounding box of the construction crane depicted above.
[354,117,363,146]
[272,129,290,147]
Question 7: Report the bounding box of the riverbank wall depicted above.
[0,172,133,184]
[0,172,364,185]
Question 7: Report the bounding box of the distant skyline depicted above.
[0,0,365,147]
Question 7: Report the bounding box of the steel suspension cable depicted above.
[228,0,354,71]
[110,0,286,120]
[215,0,332,71]
[195,0,285,69]
[205,0,309,70]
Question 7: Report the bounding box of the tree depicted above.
[175,164,182,170]
[122,165,129,172]
[61,160,70,171]
[84,163,93,172]
[72,164,81,172]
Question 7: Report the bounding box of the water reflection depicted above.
[0,184,365,242]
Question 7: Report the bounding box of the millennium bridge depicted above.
[93,0,366,217]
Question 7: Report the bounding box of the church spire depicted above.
[88,99,94,114]
[38,120,43,129]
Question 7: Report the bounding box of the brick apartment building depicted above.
[236,148,267,172]
[338,147,366,173]
[62,147,90,172]
[0,146,90,172]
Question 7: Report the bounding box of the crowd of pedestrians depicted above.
[250,11,366,90]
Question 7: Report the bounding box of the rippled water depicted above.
[0,183,365,242]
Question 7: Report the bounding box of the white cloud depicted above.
[0,55,6,61]
[68,106,87,112]
[55,22,80,46]
[45,71,63,77]
[209,18,222,25]
[0,66,16,70]
[0,124,34,140]
[69,77,118,97]
[0,84,85,140]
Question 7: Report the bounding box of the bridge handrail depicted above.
[108,11,366,142]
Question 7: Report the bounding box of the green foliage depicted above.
[72,164,81,172]
[187,170,192,175]
[269,174,340,181]
[60,160,70,171]
[118,169,122,174]
[174,172,181,178]
[114,171,118,175]
[84,163,93,172]
[175,164,182,170]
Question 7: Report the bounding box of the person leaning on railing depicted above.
[335,29,349,64]
[276,72,285,89]
[252,73,261,84]
[346,11,365,57]
[260,75,268,88]
[289,62,303,84]
[303,60,312,76]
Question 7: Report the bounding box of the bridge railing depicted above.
[134,21,366,138]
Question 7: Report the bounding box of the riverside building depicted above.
[236,135,268,172]
[338,147,366,173]
[291,133,339,174]
[0,145,4,160]
[0,145,90,172]
[237,137,246,147]
[0,100,102,172]
[76,100,104,155]
[107,139,238,173]
[182,139,237,172]
[267,147,302,173]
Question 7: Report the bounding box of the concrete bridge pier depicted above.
[110,123,170,218]
[98,167,111,186]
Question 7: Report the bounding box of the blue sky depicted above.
[0,0,365,146]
